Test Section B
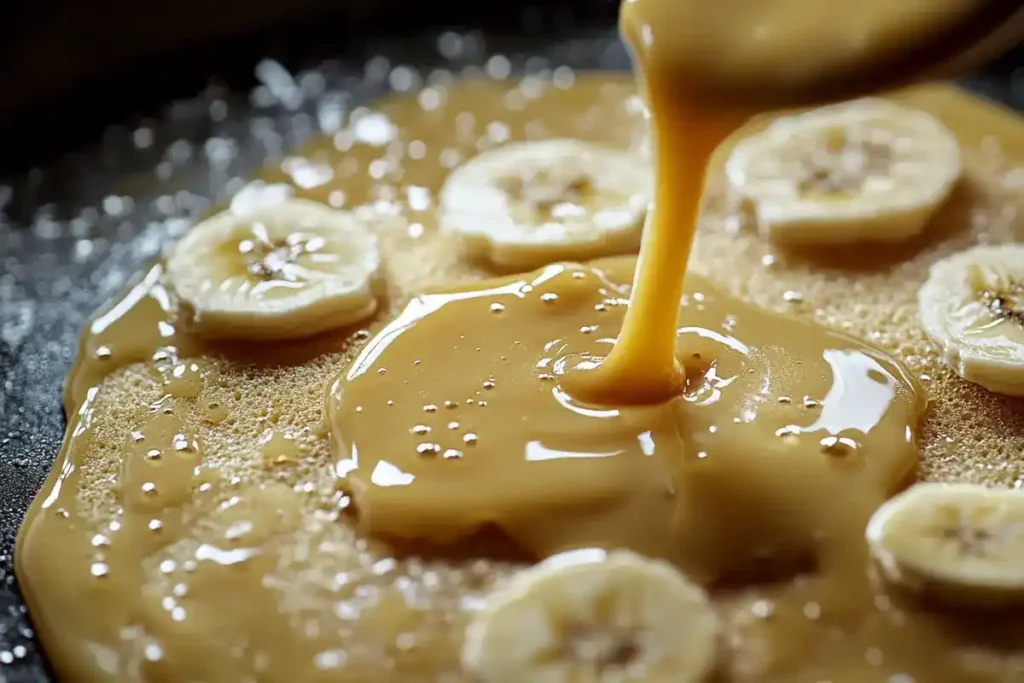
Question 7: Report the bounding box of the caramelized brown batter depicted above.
[15,73,1024,682]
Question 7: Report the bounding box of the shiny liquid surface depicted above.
[616,0,988,103]
[15,75,1024,682]
[330,256,923,586]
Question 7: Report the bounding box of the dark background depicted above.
[0,2,1021,680]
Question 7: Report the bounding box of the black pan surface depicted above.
[0,5,1021,680]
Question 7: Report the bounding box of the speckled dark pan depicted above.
[0,2,1021,679]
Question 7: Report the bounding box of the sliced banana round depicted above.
[462,548,719,683]
[166,198,382,341]
[440,139,651,271]
[918,243,1024,397]
[725,98,961,245]
[866,482,1024,609]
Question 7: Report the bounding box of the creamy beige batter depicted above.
[329,257,922,584]
[14,73,1024,682]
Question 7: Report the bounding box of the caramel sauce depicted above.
[14,68,1024,682]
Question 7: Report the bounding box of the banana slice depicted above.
[440,139,651,271]
[166,198,382,340]
[918,243,1024,397]
[725,98,961,245]
[866,482,1024,609]
[462,548,719,683]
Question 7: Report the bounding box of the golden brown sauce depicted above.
[15,73,1024,682]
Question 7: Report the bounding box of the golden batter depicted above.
[14,73,1024,682]
[329,257,921,585]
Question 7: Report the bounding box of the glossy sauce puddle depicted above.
[13,45,1024,683]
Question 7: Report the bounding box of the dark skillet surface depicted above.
[0,7,1022,680]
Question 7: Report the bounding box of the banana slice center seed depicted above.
[979,281,1024,327]
[237,224,325,281]
[795,129,893,197]
[565,626,641,675]
[497,169,593,219]
[938,508,1001,558]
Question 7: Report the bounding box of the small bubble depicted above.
[783,290,804,303]
[444,400,457,409]
[387,400,395,406]
[552,65,576,89]
[486,54,512,80]
[149,519,164,531]
[159,559,176,574]
[538,373,555,381]
[775,425,801,438]
[417,443,441,456]
[761,254,776,267]
[96,345,113,359]
[411,424,431,435]
[146,449,162,460]
[540,293,558,303]
[353,329,370,342]
[443,449,464,459]
[463,433,478,445]
[373,558,397,575]
[820,436,859,455]
[131,430,145,442]
[91,562,110,578]
[594,303,607,312]
[91,534,110,547]
[142,482,157,495]
[133,127,154,148]
[482,380,495,390]
[803,397,821,409]
[315,650,347,670]
[580,325,598,334]
[378,368,388,375]
[777,396,792,404]
[571,271,585,280]
[478,401,488,407]
[751,599,776,619]
[172,434,190,451]
[413,359,422,366]
[423,404,439,413]
[490,302,505,313]
[447,421,460,430]
[803,602,822,620]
